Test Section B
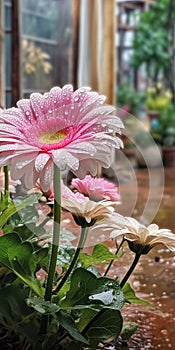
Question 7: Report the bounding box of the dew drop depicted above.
[25,111,30,116]
[79,88,85,93]
[74,96,79,102]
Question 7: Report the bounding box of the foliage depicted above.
[0,188,155,350]
[117,83,143,114]
[131,0,175,83]
[151,103,175,146]
[146,83,172,112]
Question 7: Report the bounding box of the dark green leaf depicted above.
[121,321,138,340]
[0,285,32,324]
[0,232,44,296]
[86,309,123,350]
[76,308,99,333]
[26,297,60,314]
[61,268,124,310]
[56,310,89,344]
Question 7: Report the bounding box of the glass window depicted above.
[21,0,73,98]
[124,30,134,48]
[4,0,12,107]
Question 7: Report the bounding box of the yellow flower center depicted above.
[39,130,67,144]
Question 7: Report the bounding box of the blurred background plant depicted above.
[131,0,175,94]
[146,83,172,112]
[150,103,175,147]
[117,83,144,115]
[22,39,52,75]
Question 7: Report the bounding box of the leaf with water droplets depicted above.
[61,267,124,310]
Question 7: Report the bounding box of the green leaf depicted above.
[61,268,124,310]
[80,244,118,268]
[57,244,75,267]
[123,283,155,307]
[0,232,44,297]
[57,310,89,345]
[26,297,60,314]
[86,309,123,350]
[0,194,41,228]
[120,321,138,341]
[0,285,33,324]
[76,308,99,333]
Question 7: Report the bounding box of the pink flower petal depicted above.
[0,85,123,190]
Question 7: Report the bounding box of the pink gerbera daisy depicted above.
[0,85,123,191]
[71,175,120,201]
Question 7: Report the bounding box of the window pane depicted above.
[5,34,12,89]
[5,3,12,30]
[6,91,12,108]
[21,0,72,97]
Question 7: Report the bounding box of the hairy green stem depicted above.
[103,237,125,277]
[55,226,88,293]
[40,164,61,334]
[120,253,141,288]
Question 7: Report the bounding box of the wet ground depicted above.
[104,167,175,350]
[62,167,175,349]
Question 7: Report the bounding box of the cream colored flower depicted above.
[62,184,114,227]
[109,216,175,253]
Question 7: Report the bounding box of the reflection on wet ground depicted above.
[62,167,175,349]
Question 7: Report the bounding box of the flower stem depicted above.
[55,226,88,294]
[82,252,141,337]
[4,166,9,195]
[120,253,141,288]
[103,237,125,277]
[40,164,61,334]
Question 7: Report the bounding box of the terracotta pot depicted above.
[147,110,160,121]
[163,147,175,167]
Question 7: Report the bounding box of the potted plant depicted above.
[150,103,175,166]
[117,83,143,116]
[131,0,175,87]
[146,83,172,121]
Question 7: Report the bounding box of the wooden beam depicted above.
[0,1,5,108]
[103,0,116,105]
[72,0,80,90]
[12,0,21,106]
